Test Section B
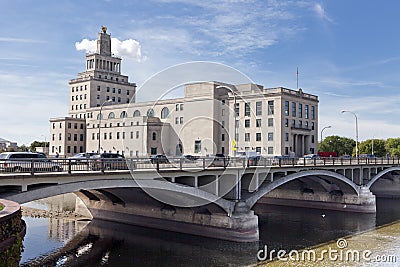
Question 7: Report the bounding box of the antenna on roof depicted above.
[296,67,299,89]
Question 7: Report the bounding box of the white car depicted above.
[0,152,63,173]
[297,154,324,165]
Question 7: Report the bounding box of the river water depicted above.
[17,198,400,266]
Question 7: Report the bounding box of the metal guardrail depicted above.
[0,157,399,175]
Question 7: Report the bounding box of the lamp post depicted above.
[320,126,331,142]
[216,85,238,157]
[341,110,359,158]
[98,99,112,153]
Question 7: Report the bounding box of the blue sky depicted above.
[1,0,400,145]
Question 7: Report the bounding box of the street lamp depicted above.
[98,99,112,153]
[216,85,238,157]
[341,110,359,158]
[320,126,331,141]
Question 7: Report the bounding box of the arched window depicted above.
[147,108,154,117]
[152,132,157,141]
[108,112,115,119]
[161,107,169,119]
[120,111,127,118]
[133,110,141,117]
[97,113,103,120]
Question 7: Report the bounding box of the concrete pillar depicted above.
[194,176,198,188]
[215,175,219,196]
[301,135,305,156]
[293,134,296,156]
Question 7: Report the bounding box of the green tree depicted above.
[19,145,29,152]
[318,135,356,156]
[358,139,386,157]
[385,138,400,157]
[29,141,49,152]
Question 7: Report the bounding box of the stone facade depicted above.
[49,28,318,157]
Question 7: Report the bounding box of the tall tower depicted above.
[68,26,136,119]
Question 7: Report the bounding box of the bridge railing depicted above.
[0,156,399,175]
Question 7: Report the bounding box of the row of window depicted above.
[97,86,130,95]
[52,122,85,129]
[90,131,158,141]
[51,146,84,154]
[97,95,130,104]
[284,119,315,130]
[285,101,315,120]
[96,106,182,120]
[97,74,125,82]
[236,132,273,142]
[71,85,87,92]
[234,101,274,117]
[52,133,85,142]
[72,94,87,101]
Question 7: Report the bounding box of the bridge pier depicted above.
[256,186,376,213]
[76,189,259,243]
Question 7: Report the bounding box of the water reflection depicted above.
[18,198,400,266]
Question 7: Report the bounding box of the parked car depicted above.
[149,154,169,164]
[297,154,324,165]
[68,152,98,164]
[182,154,199,161]
[359,154,376,159]
[90,153,127,170]
[0,152,63,173]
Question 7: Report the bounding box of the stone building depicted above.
[49,27,318,157]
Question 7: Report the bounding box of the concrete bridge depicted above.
[1,157,400,242]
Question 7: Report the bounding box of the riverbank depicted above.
[21,206,87,220]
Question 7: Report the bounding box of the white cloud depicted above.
[75,38,142,62]
[0,37,46,43]
[313,3,333,23]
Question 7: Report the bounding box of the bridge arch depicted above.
[366,167,400,189]
[245,169,360,208]
[4,179,236,216]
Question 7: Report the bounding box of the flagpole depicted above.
[296,67,299,89]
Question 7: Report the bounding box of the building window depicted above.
[299,120,303,128]
[245,133,250,142]
[120,111,127,118]
[97,95,100,100]
[161,107,169,119]
[268,118,273,127]
[152,132,157,141]
[67,123,71,129]
[256,119,261,127]
[97,85,100,91]
[244,103,250,116]
[92,133,95,140]
[130,132,133,139]
[298,104,303,118]
[67,133,71,141]
[147,109,154,117]
[285,132,289,142]
[268,132,273,141]
[106,87,110,92]
[108,112,115,119]
[222,121,225,128]
[74,123,77,129]
[311,135,315,143]
[245,119,250,128]
[133,110,140,117]
[109,132,112,139]
[176,104,179,111]
[292,102,296,117]
[194,140,201,153]
[72,96,74,101]
[97,113,103,120]
[74,134,77,141]
[52,134,55,141]
[175,117,179,124]
[222,100,225,105]
[256,101,262,116]
[80,134,84,141]
[268,100,274,115]
[305,105,309,119]
[151,147,157,155]
[72,87,74,92]
[180,104,183,111]
[112,88,116,93]
[268,147,273,154]
[222,134,225,141]
[311,106,315,120]
[180,117,183,124]
[118,97,121,103]
[256,147,261,154]
[285,101,289,116]
[311,122,315,130]
[67,146,71,154]
[256,133,261,141]
[127,90,130,95]
[305,121,309,128]
[59,133,62,141]
[136,131,139,139]
[118,88,121,94]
